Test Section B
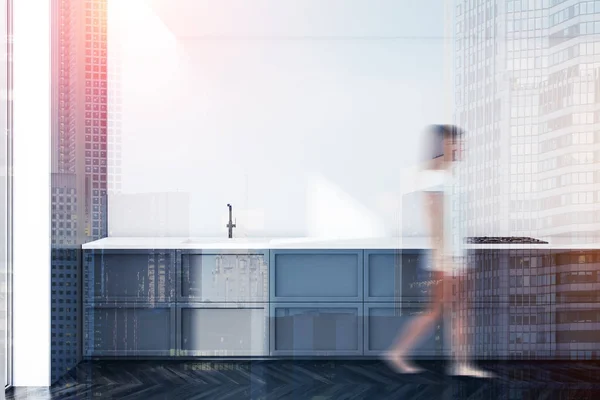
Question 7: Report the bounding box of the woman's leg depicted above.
[386,269,445,373]
[450,269,468,364]
[449,268,495,378]
[385,191,446,373]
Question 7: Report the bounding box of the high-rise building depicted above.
[452,0,600,361]
[51,0,110,382]
[539,0,600,243]
[453,0,539,240]
[106,0,122,197]
[459,248,600,361]
[454,0,600,242]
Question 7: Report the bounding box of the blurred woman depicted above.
[386,124,494,378]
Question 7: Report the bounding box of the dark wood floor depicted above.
[7,360,600,399]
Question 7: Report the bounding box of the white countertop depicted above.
[82,237,431,250]
[81,237,600,250]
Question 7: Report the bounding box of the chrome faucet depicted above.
[226,203,236,238]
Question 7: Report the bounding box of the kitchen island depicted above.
[82,237,600,360]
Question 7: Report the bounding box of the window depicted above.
[1,0,11,387]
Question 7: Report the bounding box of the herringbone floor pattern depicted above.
[7,360,600,399]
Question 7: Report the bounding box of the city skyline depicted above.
[454,0,600,243]
[453,0,600,361]
[47,0,600,383]
[51,0,112,382]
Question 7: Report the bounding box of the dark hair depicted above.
[426,124,464,160]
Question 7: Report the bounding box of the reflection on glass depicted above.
[45,0,600,385]
[50,0,109,383]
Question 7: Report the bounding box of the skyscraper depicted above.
[539,0,600,243]
[51,0,110,382]
[454,0,600,242]
[453,0,600,361]
[454,0,535,239]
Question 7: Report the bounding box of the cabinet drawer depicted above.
[84,250,176,303]
[177,303,268,356]
[270,250,363,302]
[270,303,362,356]
[178,252,268,303]
[84,303,176,357]
[364,250,433,302]
[364,303,443,357]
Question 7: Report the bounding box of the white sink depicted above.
[268,237,330,245]
[180,237,271,246]
[180,237,339,248]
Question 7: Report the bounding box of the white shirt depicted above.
[419,168,464,258]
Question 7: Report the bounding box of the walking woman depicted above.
[386,124,494,378]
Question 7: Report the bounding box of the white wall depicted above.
[108,0,450,238]
[12,0,51,387]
